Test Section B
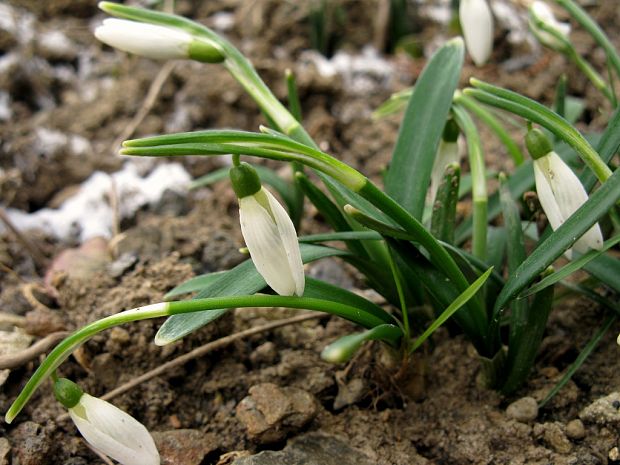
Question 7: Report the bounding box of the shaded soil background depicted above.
[1,0,620,464]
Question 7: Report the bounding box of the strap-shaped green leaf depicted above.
[493,166,620,321]
[523,234,620,297]
[385,38,464,219]
[155,244,349,345]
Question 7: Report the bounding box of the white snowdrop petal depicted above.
[70,395,159,465]
[534,159,565,231]
[534,153,604,258]
[239,195,297,295]
[95,18,190,60]
[263,188,305,296]
[429,140,459,205]
[459,0,493,66]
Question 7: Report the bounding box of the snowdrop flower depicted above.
[529,1,571,51]
[95,18,223,63]
[429,119,460,205]
[526,128,603,258]
[459,0,494,66]
[230,162,304,296]
[54,378,160,465]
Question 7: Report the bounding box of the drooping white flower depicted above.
[459,0,494,66]
[239,186,305,296]
[529,1,571,51]
[527,128,603,259]
[95,18,223,62]
[54,379,159,465]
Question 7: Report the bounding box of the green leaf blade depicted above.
[385,38,464,219]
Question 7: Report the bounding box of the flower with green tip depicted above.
[528,1,571,51]
[95,18,224,63]
[230,163,305,296]
[54,378,160,465]
[526,128,603,259]
[459,0,494,66]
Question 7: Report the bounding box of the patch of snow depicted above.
[300,46,394,95]
[4,162,191,242]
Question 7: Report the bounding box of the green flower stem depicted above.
[6,295,394,423]
[554,0,620,79]
[453,92,524,166]
[530,15,613,102]
[466,80,613,183]
[453,105,488,261]
[566,47,613,102]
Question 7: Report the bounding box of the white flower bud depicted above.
[533,151,603,259]
[459,0,494,66]
[95,18,224,62]
[95,18,193,60]
[529,1,571,51]
[239,187,305,296]
[69,394,160,465]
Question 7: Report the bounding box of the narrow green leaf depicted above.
[523,234,620,297]
[155,244,350,345]
[410,266,493,352]
[454,92,524,165]
[453,105,488,260]
[164,271,226,300]
[431,163,460,244]
[466,81,612,183]
[583,253,620,294]
[372,87,413,119]
[581,104,620,192]
[502,275,554,394]
[493,166,620,323]
[299,231,382,243]
[385,38,464,219]
[303,277,397,326]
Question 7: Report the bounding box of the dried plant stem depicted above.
[110,61,176,152]
[0,332,69,370]
[56,313,322,422]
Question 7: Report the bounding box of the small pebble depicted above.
[565,419,585,440]
[506,396,539,422]
[610,447,620,462]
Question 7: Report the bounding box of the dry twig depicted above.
[0,331,69,369]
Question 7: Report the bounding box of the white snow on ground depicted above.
[300,46,394,95]
[4,162,191,242]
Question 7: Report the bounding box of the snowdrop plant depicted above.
[6,0,620,443]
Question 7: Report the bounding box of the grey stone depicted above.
[236,383,318,444]
[506,396,538,422]
[579,392,620,425]
[152,429,218,465]
[231,432,375,465]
